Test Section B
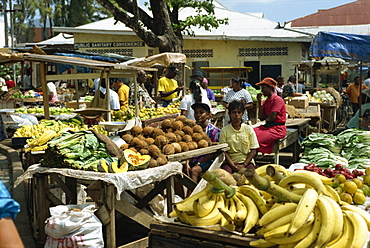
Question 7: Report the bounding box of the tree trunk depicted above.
[157,33,183,53]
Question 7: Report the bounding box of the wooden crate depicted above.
[149,222,256,248]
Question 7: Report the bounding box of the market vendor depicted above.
[113,79,130,110]
[129,70,156,108]
[158,66,183,107]
[345,76,368,116]
[220,100,259,173]
[282,75,303,98]
[184,102,220,184]
[94,78,120,111]
[47,80,59,104]
[254,77,287,154]
[179,79,211,120]
[4,75,15,89]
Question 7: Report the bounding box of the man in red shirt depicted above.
[4,75,15,89]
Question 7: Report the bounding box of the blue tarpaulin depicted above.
[309,31,370,62]
[53,53,119,74]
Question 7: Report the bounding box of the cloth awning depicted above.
[122,52,186,68]
[309,31,370,62]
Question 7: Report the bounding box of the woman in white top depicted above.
[223,77,253,124]
[180,79,211,120]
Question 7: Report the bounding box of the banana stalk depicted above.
[202,171,236,198]
[243,168,302,203]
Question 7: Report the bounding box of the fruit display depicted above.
[170,165,370,248]
[13,106,75,115]
[41,130,118,172]
[121,115,212,168]
[300,129,370,168]
[111,102,181,122]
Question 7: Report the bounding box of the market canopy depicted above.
[309,31,370,62]
[122,52,186,68]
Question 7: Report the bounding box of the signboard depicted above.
[74,41,145,49]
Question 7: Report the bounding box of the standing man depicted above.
[130,70,156,108]
[113,79,130,110]
[345,76,368,115]
[158,66,183,107]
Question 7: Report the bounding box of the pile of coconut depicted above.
[120,116,212,168]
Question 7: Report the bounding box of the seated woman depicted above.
[220,100,259,173]
[185,103,220,183]
[254,77,287,154]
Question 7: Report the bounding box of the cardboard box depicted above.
[286,97,308,109]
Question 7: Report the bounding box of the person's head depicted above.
[200,80,208,89]
[4,75,11,81]
[288,75,296,83]
[137,70,147,84]
[228,100,245,124]
[230,77,243,90]
[354,76,360,85]
[112,79,123,90]
[190,71,204,82]
[276,76,285,86]
[189,79,202,103]
[256,77,277,97]
[191,102,211,125]
[165,66,180,79]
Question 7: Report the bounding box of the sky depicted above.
[217,0,355,24]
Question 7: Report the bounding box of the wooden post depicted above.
[40,62,50,120]
[35,174,49,242]
[165,176,175,216]
[106,184,116,248]
[106,70,111,121]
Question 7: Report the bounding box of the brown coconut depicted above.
[157,154,168,166]
[175,134,182,142]
[188,142,195,150]
[136,134,146,141]
[148,145,161,158]
[172,143,182,153]
[120,144,129,150]
[122,134,134,144]
[139,149,150,155]
[131,126,143,136]
[142,126,154,137]
[136,140,148,150]
[182,134,192,143]
[193,125,203,133]
[184,119,196,127]
[130,137,141,147]
[148,158,158,168]
[161,119,172,130]
[179,142,190,152]
[192,132,203,142]
[182,126,194,136]
[172,120,184,131]
[189,141,198,150]
[152,128,165,138]
[175,115,187,122]
[155,135,169,148]
[201,131,209,140]
[165,133,177,143]
[174,130,185,137]
[198,139,209,148]
[162,144,175,155]
[128,147,138,153]
[145,137,155,145]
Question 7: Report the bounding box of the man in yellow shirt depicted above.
[345,76,368,115]
[113,79,130,110]
[158,66,183,107]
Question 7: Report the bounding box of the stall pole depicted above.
[134,71,139,119]
[74,66,79,109]
[359,61,363,128]
[40,62,50,120]
[106,70,111,121]
[295,65,299,92]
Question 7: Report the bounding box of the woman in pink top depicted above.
[254,77,287,154]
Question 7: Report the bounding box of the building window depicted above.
[85,48,133,56]
[183,49,213,58]
[238,47,288,57]
[148,49,154,56]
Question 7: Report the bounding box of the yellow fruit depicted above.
[363,175,370,186]
[353,192,366,205]
[365,167,370,175]
[343,181,358,194]
[335,174,347,184]
[361,185,370,197]
[352,178,363,189]
[335,187,343,194]
[340,192,353,204]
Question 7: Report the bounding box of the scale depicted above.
[73,107,111,127]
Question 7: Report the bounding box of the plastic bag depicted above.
[44,204,104,248]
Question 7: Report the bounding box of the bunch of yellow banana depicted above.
[25,130,60,152]
[245,168,370,248]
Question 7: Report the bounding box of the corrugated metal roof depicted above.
[291,0,370,27]
[54,0,312,42]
